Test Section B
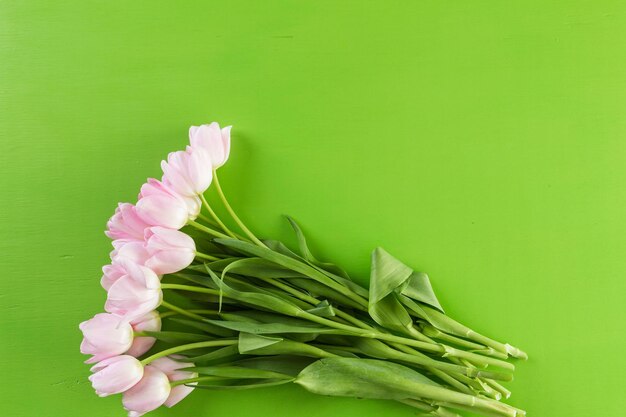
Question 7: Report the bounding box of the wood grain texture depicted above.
[1,1,625,416]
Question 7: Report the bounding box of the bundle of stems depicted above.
[144,172,527,417]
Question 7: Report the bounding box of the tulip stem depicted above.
[140,339,238,365]
[161,283,220,296]
[195,251,219,262]
[159,309,218,319]
[187,219,231,239]
[212,171,268,248]
[160,300,211,321]
[199,194,238,239]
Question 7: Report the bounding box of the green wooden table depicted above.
[1,1,625,416]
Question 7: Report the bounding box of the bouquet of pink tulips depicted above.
[80,122,527,417]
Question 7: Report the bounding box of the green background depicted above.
[1,1,625,416]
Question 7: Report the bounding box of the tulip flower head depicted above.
[89,355,143,397]
[189,122,231,170]
[136,179,199,229]
[80,313,133,364]
[150,356,198,407]
[161,147,213,197]
[122,366,171,417]
[110,241,150,267]
[144,226,196,275]
[106,203,151,242]
[101,262,127,291]
[105,262,162,322]
[126,311,161,357]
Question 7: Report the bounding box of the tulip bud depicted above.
[136,179,191,230]
[161,147,212,197]
[122,366,171,417]
[79,313,133,364]
[150,356,198,407]
[144,227,196,275]
[89,355,143,397]
[189,122,231,169]
[126,311,161,357]
[106,203,150,242]
[105,262,162,322]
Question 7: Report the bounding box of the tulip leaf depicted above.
[179,344,241,365]
[214,238,368,300]
[221,257,305,279]
[285,216,352,280]
[237,333,337,358]
[169,318,236,338]
[305,300,336,318]
[186,258,241,273]
[205,319,338,335]
[186,365,293,380]
[369,248,444,334]
[192,378,294,390]
[204,265,303,316]
[401,271,444,313]
[295,357,440,401]
[231,355,316,377]
[238,333,283,353]
[142,331,212,343]
[289,278,365,310]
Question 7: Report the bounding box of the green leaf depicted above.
[285,216,352,280]
[295,357,440,401]
[214,238,368,303]
[187,365,293,380]
[169,318,236,338]
[221,257,305,279]
[237,333,336,358]
[238,333,283,353]
[369,248,444,334]
[288,278,365,310]
[205,319,338,335]
[193,378,294,390]
[142,331,212,343]
[401,271,444,313]
[204,265,303,316]
[231,355,316,377]
[305,300,336,317]
[179,344,241,365]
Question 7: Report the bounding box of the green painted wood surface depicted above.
[1,1,625,416]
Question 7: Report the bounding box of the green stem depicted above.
[200,193,238,239]
[140,339,238,365]
[212,171,267,248]
[195,251,219,262]
[296,311,514,376]
[161,283,220,296]
[159,309,218,319]
[187,219,231,239]
[160,300,211,321]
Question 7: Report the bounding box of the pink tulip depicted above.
[105,262,162,321]
[136,179,200,229]
[189,122,231,169]
[80,313,133,364]
[126,311,161,357]
[101,263,127,291]
[122,366,171,417]
[89,355,143,397]
[101,242,151,291]
[106,203,150,242]
[161,147,212,197]
[150,356,198,407]
[110,241,150,266]
[144,227,196,275]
